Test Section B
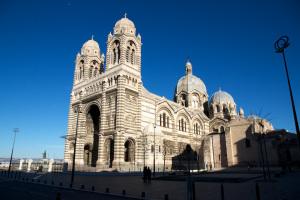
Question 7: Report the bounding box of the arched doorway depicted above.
[86,104,100,167]
[124,139,135,162]
[84,144,92,166]
[104,138,114,168]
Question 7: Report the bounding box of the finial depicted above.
[219,87,222,92]
[185,58,192,75]
[186,56,190,63]
[91,34,94,40]
[124,13,127,18]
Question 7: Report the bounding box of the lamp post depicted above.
[153,123,156,177]
[275,36,300,147]
[70,104,81,188]
[8,128,19,176]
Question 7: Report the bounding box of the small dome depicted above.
[82,39,100,49]
[81,38,100,57]
[209,89,235,106]
[114,14,136,35]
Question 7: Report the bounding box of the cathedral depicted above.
[64,16,275,172]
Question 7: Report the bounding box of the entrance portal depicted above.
[86,104,100,167]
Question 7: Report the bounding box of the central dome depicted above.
[114,14,136,35]
[176,61,207,95]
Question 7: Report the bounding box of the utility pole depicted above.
[8,128,19,177]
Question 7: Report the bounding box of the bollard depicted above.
[81,185,85,189]
[52,181,54,185]
[91,186,95,191]
[32,179,34,182]
[105,188,110,193]
[122,189,126,196]
[164,194,169,200]
[256,183,261,200]
[221,184,224,200]
[59,182,63,187]
[141,191,146,198]
[38,179,40,183]
[44,180,47,184]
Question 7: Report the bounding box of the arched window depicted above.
[194,123,201,135]
[126,47,130,63]
[159,112,170,128]
[94,67,98,77]
[89,66,93,78]
[223,104,228,113]
[180,94,186,106]
[126,41,136,65]
[192,94,200,109]
[178,118,187,132]
[79,66,83,79]
[112,40,120,64]
[216,105,220,112]
[160,114,162,126]
[131,49,135,65]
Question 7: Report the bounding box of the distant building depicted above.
[64,16,297,171]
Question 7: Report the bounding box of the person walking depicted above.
[143,166,147,183]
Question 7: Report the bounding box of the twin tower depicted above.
[65,16,144,169]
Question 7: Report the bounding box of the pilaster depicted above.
[74,105,86,165]
[113,131,125,169]
[116,75,126,129]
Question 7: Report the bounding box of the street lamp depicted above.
[70,104,81,188]
[8,128,19,177]
[275,36,300,147]
[153,123,156,177]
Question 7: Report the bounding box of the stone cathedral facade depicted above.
[64,16,274,171]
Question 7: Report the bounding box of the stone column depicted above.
[97,135,105,168]
[48,159,54,172]
[119,35,126,64]
[27,159,33,172]
[113,131,125,170]
[18,159,24,170]
[97,82,108,168]
[116,75,125,130]
[75,107,85,166]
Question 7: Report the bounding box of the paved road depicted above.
[0,178,138,200]
[2,170,300,200]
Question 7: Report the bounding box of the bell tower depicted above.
[73,37,105,85]
[106,14,142,74]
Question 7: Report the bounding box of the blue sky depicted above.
[0,0,299,159]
